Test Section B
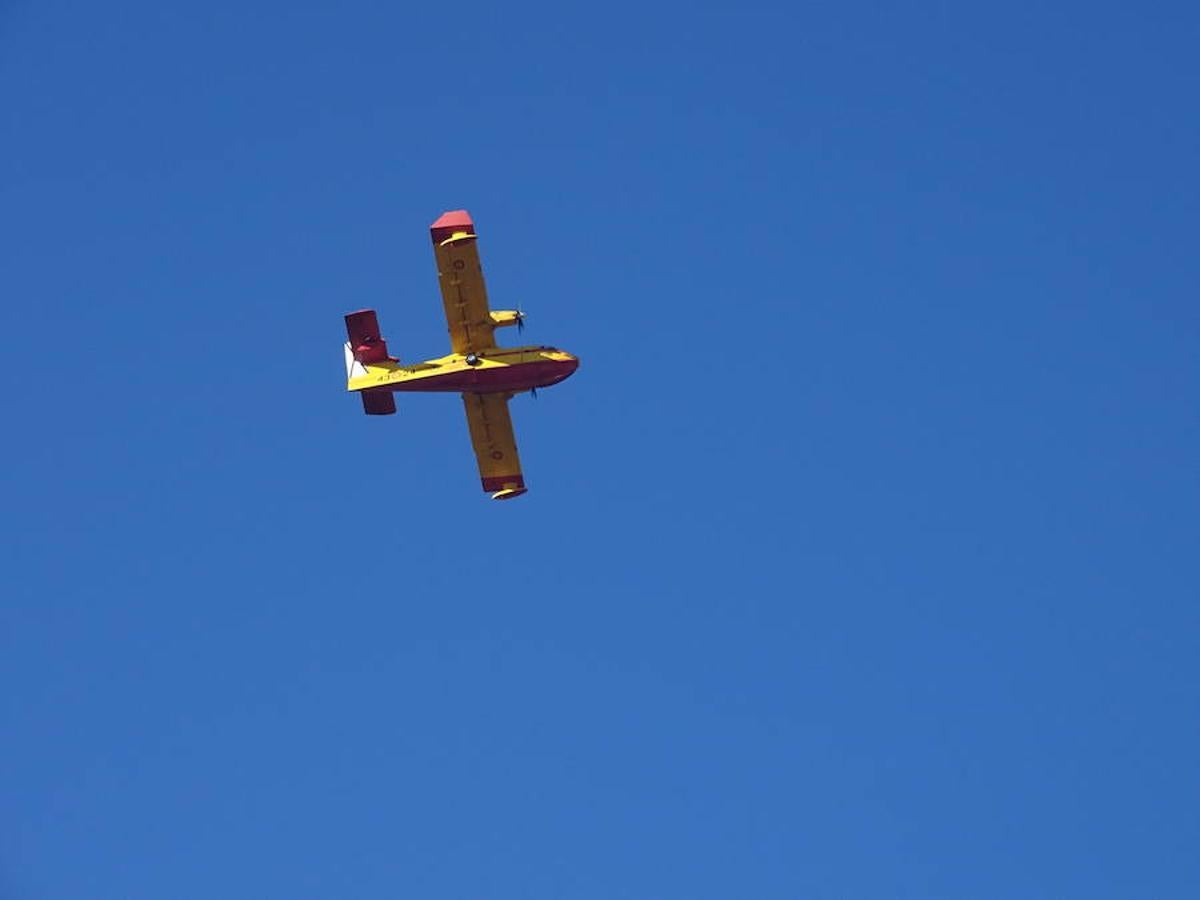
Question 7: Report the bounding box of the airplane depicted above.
[342,210,579,500]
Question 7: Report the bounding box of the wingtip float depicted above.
[342,210,579,500]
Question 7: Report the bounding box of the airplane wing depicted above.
[431,210,496,355]
[461,392,527,499]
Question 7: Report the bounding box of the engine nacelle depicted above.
[489,310,524,329]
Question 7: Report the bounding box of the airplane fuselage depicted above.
[347,345,579,395]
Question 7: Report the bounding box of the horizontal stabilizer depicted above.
[345,309,393,364]
[360,390,396,416]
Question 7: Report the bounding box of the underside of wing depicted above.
[431,210,495,355]
[461,392,526,500]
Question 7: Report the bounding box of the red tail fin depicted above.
[344,309,393,364]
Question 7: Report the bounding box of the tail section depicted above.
[344,309,398,416]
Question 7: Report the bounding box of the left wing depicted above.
[431,210,496,355]
[461,392,527,500]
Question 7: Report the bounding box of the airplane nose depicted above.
[549,353,579,383]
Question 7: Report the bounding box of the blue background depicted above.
[3,2,1198,897]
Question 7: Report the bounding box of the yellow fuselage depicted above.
[348,345,579,395]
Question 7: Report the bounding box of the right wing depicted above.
[431,210,496,355]
[461,392,527,500]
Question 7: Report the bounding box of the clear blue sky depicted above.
[3,2,1198,897]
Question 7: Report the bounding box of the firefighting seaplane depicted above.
[343,210,579,500]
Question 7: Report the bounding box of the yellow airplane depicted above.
[343,210,579,500]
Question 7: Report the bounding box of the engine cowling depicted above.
[489,310,523,329]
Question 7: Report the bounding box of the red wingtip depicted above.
[430,209,475,243]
